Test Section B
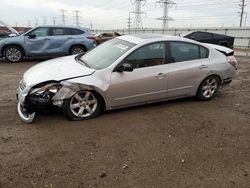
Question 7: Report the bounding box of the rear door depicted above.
[167,41,210,98]
[46,27,71,56]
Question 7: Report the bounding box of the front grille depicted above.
[19,80,26,91]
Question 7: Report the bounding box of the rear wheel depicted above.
[70,46,86,55]
[197,76,220,101]
[62,91,102,121]
[4,46,23,63]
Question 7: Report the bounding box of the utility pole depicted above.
[27,20,31,27]
[52,17,56,25]
[43,16,47,25]
[130,0,147,29]
[244,12,248,27]
[156,0,176,29]
[35,18,38,27]
[239,0,246,27]
[127,12,132,34]
[73,10,81,26]
[59,9,66,25]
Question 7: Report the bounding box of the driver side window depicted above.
[124,42,165,69]
[30,28,49,37]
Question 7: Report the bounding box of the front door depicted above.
[24,27,51,56]
[108,42,168,108]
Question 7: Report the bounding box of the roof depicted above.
[118,34,195,45]
[35,25,90,30]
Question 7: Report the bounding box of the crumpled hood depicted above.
[23,55,95,87]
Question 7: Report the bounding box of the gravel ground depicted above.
[0,57,249,188]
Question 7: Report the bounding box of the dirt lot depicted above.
[0,57,249,188]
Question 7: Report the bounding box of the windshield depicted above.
[80,38,135,69]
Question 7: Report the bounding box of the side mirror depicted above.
[116,63,134,73]
[28,34,36,39]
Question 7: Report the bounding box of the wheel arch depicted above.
[69,44,87,54]
[196,74,222,95]
[53,83,107,111]
[2,44,26,57]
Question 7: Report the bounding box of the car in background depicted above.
[0,31,10,40]
[180,31,235,49]
[90,32,121,44]
[17,34,237,123]
[0,26,96,63]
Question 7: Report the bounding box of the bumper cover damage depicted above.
[17,81,96,123]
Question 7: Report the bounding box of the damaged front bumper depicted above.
[17,80,96,123]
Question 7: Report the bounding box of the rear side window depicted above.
[71,29,85,35]
[51,28,71,36]
[169,42,209,63]
[191,32,213,39]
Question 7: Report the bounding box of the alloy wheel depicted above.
[6,47,22,62]
[70,91,98,118]
[202,78,218,98]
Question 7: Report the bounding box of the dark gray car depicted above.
[0,26,96,63]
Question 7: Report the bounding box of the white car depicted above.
[17,34,237,123]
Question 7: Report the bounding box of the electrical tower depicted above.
[52,17,56,25]
[59,9,66,25]
[156,0,176,29]
[73,10,82,26]
[130,0,146,29]
[43,16,47,25]
[35,18,38,27]
[239,0,246,27]
[127,12,132,33]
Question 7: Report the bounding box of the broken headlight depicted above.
[30,82,62,95]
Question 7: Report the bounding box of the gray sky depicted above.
[0,0,249,29]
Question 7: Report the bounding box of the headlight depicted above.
[30,83,62,95]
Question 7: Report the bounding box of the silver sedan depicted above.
[17,34,237,123]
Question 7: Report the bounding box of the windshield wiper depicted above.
[76,55,91,68]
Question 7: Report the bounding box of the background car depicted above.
[17,34,237,123]
[0,31,11,40]
[180,31,235,49]
[0,26,96,63]
[90,32,121,44]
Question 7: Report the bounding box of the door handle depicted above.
[44,38,51,40]
[199,65,208,69]
[155,73,167,79]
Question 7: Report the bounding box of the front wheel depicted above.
[4,46,23,63]
[62,91,103,121]
[196,76,220,101]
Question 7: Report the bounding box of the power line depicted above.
[130,0,147,29]
[156,0,176,29]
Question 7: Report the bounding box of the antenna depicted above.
[156,0,176,29]
[130,0,147,29]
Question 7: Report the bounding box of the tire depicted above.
[70,45,86,55]
[4,46,23,63]
[62,90,103,121]
[196,76,220,101]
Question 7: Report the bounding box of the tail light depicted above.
[227,56,238,69]
[87,36,96,40]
